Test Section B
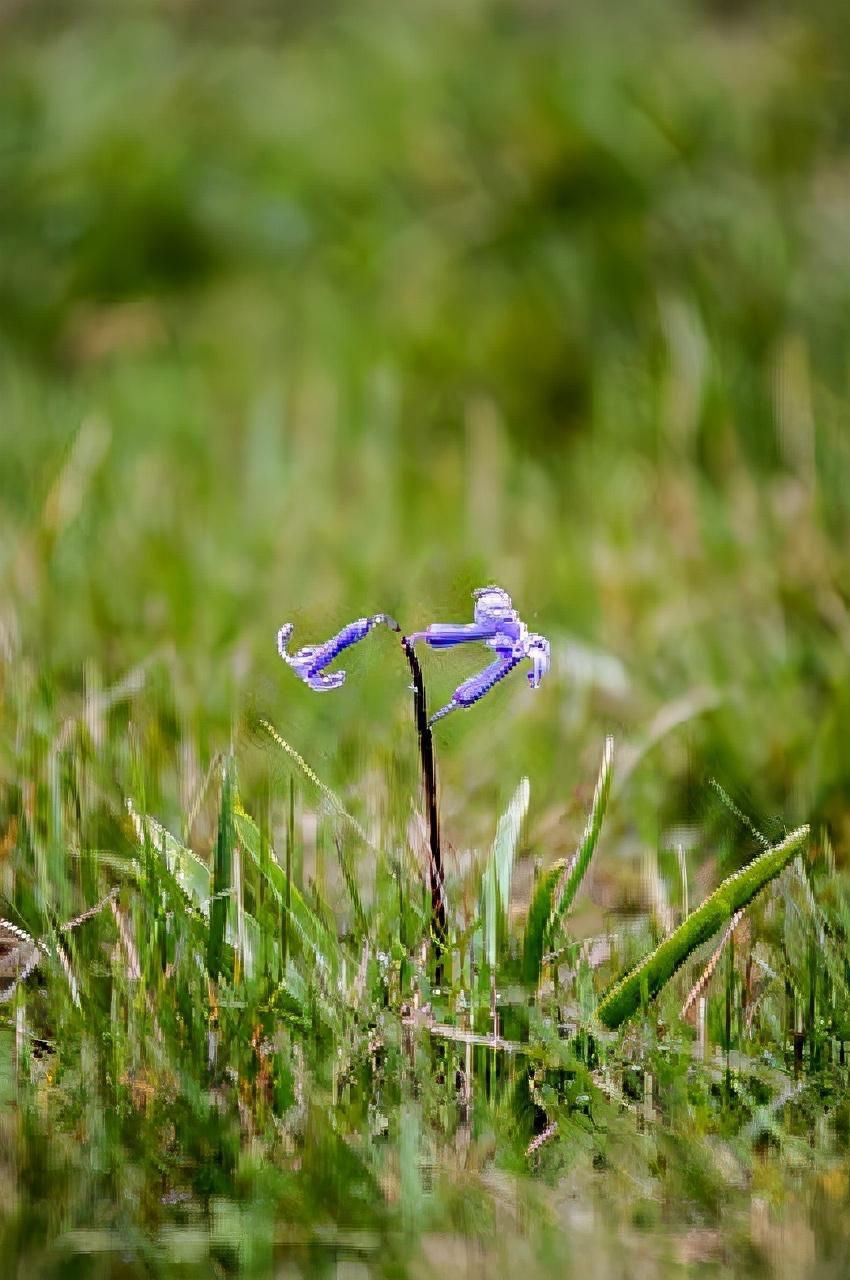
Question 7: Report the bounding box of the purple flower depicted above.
[277,613,398,691]
[408,586,550,723]
[277,587,548,724]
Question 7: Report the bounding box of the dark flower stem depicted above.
[402,636,446,981]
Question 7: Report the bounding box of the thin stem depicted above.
[283,775,293,969]
[401,637,446,980]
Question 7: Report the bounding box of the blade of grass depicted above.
[127,801,211,913]
[482,777,529,970]
[233,804,340,979]
[522,738,613,985]
[334,833,367,937]
[259,718,372,848]
[598,825,810,1030]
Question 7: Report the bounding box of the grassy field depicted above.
[3,1,850,1275]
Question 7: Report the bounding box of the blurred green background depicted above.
[2,0,850,864]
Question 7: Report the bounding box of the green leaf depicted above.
[522,738,613,985]
[597,824,810,1029]
[481,777,529,969]
[260,718,372,847]
[233,804,340,980]
[521,862,566,987]
[126,801,211,912]
[334,833,367,937]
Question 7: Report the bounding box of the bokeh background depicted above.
[4,0,850,863]
[3,0,850,917]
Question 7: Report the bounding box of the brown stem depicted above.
[402,636,446,981]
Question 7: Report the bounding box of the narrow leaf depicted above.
[260,718,372,847]
[482,778,529,969]
[234,805,340,978]
[522,738,613,984]
[597,824,810,1030]
[127,801,211,912]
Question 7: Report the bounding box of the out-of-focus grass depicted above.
[2,0,850,1275]
[2,0,849,836]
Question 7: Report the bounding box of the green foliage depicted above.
[233,803,341,979]
[597,825,810,1029]
[482,776,529,969]
[129,803,212,912]
[522,737,613,985]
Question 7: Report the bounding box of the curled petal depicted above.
[305,670,348,692]
[277,613,395,691]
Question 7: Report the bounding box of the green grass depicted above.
[3,0,850,1275]
[597,823,810,1029]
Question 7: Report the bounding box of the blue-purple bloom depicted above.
[408,586,550,722]
[277,586,549,724]
[277,613,398,691]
